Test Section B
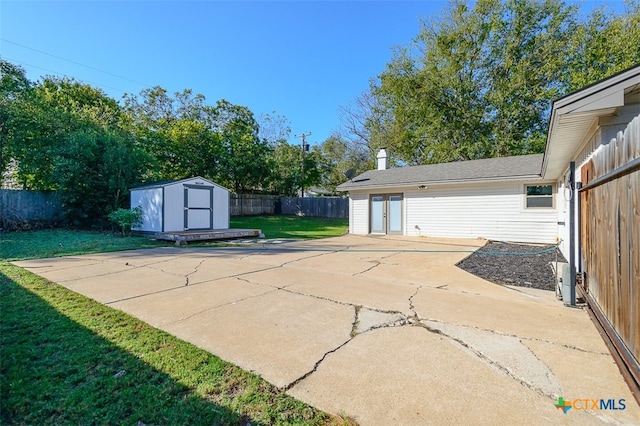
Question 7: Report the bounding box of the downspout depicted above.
[569,161,576,306]
[576,181,582,275]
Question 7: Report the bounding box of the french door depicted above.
[370,194,403,235]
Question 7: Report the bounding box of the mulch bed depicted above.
[456,241,567,291]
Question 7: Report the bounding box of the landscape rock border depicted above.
[456,241,567,291]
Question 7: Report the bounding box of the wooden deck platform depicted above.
[152,229,262,244]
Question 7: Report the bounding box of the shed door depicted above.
[184,185,214,230]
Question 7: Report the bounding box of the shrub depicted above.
[108,206,143,236]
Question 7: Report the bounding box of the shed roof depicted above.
[131,176,227,191]
[336,153,544,191]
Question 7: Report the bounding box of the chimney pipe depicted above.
[377,148,387,170]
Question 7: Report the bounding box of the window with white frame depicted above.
[525,184,554,208]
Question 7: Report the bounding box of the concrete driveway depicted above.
[15,235,639,425]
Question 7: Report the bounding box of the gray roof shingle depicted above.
[336,154,544,191]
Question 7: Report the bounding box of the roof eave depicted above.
[337,173,544,192]
[542,65,640,180]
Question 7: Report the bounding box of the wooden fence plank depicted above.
[581,115,639,366]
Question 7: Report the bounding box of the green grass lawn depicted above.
[231,215,348,240]
[0,216,354,425]
[1,216,348,261]
[0,263,352,425]
[0,229,172,261]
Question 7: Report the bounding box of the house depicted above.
[337,64,640,391]
[130,176,230,233]
[337,65,639,254]
[337,150,556,243]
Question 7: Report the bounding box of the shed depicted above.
[130,177,230,233]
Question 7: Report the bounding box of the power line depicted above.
[2,56,130,95]
[1,38,153,89]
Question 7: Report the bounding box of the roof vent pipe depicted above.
[377,148,388,170]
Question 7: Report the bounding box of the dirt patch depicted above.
[456,241,566,291]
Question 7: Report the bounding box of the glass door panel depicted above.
[371,196,385,233]
[388,195,402,234]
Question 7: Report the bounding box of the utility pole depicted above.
[294,132,311,197]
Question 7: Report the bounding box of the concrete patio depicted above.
[14,235,639,425]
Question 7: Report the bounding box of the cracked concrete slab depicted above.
[245,267,416,315]
[424,320,563,397]
[110,277,274,327]
[51,266,186,304]
[522,339,640,425]
[288,326,603,426]
[354,308,408,334]
[14,235,640,425]
[13,257,133,282]
[162,289,354,388]
[412,285,607,353]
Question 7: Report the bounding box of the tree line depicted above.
[1,0,638,226]
[0,61,365,226]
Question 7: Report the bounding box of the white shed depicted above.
[130,177,230,233]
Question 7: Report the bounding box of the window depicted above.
[525,184,554,208]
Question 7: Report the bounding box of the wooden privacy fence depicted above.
[230,194,279,216]
[580,115,640,382]
[281,196,348,218]
[230,194,348,218]
[0,189,63,230]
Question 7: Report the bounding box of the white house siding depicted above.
[349,192,369,234]
[404,181,558,243]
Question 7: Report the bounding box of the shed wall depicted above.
[131,188,163,232]
[213,187,230,229]
[164,183,185,232]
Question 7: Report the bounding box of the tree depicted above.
[258,112,291,146]
[123,86,221,181]
[315,134,369,193]
[124,90,272,193]
[212,100,271,193]
[50,127,149,227]
[343,0,640,166]
[268,142,302,196]
[2,74,128,190]
[565,0,640,90]
[369,0,580,165]
[0,61,32,179]
[1,64,149,224]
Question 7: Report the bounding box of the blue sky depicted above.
[0,0,626,146]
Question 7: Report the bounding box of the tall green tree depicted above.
[342,0,639,166]
[0,61,32,179]
[371,0,577,165]
[1,63,149,224]
[211,99,271,193]
[565,0,640,90]
[124,90,272,193]
[268,142,302,196]
[53,127,149,226]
